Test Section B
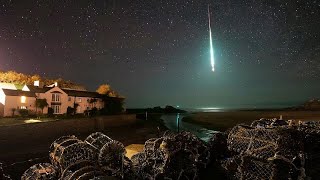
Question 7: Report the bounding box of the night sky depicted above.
[1,0,320,108]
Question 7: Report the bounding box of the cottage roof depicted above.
[27,86,52,93]
[62,89,102,98]
[4,84,106,99]
[2,89,36,97]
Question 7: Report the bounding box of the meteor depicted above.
[208,5,215,72]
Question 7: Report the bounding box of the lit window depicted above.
[20,106,27,109]
[78,98,82,102]
[52,94,61,102]
[21,96,26,103]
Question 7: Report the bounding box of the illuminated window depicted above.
[78,98,82,102]
[52,94,61,102]
[21,96,26,103]
[20,106,27,109]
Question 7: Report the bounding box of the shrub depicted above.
[48,107,54,117]
[18,109,29,117]
[67,107,75,116]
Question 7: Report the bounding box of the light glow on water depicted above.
[197,107,223,112]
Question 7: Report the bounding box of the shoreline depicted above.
[182,110,320,131]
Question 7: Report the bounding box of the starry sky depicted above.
[0,0,320,108]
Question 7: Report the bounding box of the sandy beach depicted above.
[183,110,320,131]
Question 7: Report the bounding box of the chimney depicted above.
[34,80,40,87]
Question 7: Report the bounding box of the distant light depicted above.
[199,107,221,110]
[176,105,180,108]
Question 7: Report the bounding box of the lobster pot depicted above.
[227,125,304,161]
[160,149,198,180]
[224,155,304,180]
[98,140,126,177]
[162,131,210,169]
[131,152,157,179]
[144,138,164,157]
[0,163,11,180]
[301,130,320,179]
[207,132,228,161]
[85,132,128,178]
[49,136,98,171]
[135,132,206,180]
[60,160,107,180]
[21,163,58,180]
[177,131,210,168]
[85,132,113,150]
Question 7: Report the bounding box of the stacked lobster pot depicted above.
[0,163,12,180]
[297,121,320,178]
[59,160,106,180]
[49,135,99,172]
[131,131,211,180]
[21,163,58,180]
[223,119,320,180]
[22,133,128,180]
[84,132,135,179]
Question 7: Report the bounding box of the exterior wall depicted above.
[44,87,68,114]
[4,96,36,117]
[0,90,5,117]
[0,103,3,117]
[69,96,104,114]
[77,97,89,113]
[0,84,106,116]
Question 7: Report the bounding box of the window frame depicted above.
[52,105,61,114]
[52,93,61,102]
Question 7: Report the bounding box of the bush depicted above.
[100,97,124,115]
[48,107,54,117]
[89,107,98,117]
[67,107,75,116]
[18,109,29,117]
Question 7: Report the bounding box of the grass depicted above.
[182,110,320,132]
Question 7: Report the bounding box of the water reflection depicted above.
[161,113,217,142]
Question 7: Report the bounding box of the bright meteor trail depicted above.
[208,5,215,72]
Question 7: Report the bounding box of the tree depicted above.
[11,108,16,117]
[100,96,125,115]
[73,103,79,115]
[0,70,85,90]
[88,98,97,109]
[96,84,111,95]
[35,99,48,114]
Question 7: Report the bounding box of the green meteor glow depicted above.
[208,5,215,72]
